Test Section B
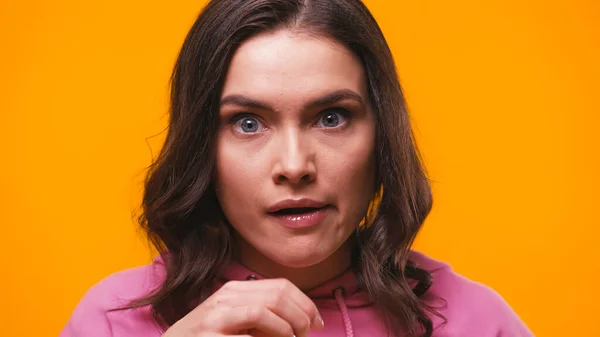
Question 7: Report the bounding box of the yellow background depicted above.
[1,1,598,336]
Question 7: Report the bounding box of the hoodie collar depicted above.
[218,260,372,308]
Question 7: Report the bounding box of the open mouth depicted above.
[270,206,327,215]
[267,205,330,228]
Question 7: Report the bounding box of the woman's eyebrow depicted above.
[219,89,364,111]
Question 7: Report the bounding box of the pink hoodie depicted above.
[59,250,533,336]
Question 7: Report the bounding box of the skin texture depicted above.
[215,29,377,291]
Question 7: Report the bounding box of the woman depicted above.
[60,0,533,336]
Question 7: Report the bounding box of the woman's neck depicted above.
[233,236,353,291]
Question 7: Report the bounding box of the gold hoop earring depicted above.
[358,184,384,229]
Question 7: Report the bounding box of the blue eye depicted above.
[317,109,349,128]
[233,116,264,133]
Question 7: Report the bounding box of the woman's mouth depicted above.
[267,205,330,229]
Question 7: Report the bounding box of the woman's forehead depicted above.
[220,29,367,106]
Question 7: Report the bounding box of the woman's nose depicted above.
[271,130,316,186]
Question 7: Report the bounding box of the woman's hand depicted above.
[162,278,324,337]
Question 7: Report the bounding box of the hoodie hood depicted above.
[217,260,372,308]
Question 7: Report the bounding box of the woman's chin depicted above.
[267,250,329,269]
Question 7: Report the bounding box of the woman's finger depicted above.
[214,305,294,337]
[237,288,312,337]
[235,279,323,331]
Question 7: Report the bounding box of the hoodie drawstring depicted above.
[333,286,355,337]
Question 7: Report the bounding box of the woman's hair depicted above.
[129,0,439,336]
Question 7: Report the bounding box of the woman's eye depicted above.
[233,116,264,133]
[317,109,349,128]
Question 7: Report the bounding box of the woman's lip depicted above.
[267,206,330,229]
[267,198,328,213]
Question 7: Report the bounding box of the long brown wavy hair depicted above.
[127,0,440,336]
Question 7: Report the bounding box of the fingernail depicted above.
[314,312,324,329]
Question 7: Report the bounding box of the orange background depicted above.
[1,1,598,336]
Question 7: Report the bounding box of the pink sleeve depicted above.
[57,265,165,337]
[492,290,534,336]
[422,266,535,336]
[58,285,114,337]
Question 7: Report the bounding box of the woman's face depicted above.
[216,29,376,272]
